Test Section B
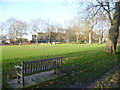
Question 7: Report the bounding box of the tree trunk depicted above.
[85,37,87,44]
[36,39,38,45]
[105,2,120,54]
[76,35,79,42]
[89,30,92,44]
[99,37,102,44]
[19,40,22,45]
[99,30,103,44]
[59,33,61,42]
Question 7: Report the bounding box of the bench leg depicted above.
[53,67,62,75]
[22,76,24,87]
[53,68,57,74]
[17,75,21,84]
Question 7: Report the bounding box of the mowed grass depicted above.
[2,44,119,88]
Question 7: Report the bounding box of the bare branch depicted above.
[93,6,101,16]
[96,0,113,24]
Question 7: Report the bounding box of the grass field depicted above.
[2,44,120,88]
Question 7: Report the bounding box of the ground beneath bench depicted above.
[7,70,64,88]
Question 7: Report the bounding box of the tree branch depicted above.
[96,0,113,24]
[93,6,101,16]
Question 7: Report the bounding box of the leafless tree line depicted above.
[0,16,107,45]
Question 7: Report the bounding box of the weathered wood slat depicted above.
[60,58,62,66]
[44,61,45,70]
[45,61,47,69]
[41,61,43,70]
[28,63,29,74]
[44,61,46,70]
[38,61,40,71]
[37,62,39,71]
[43,61,45,70]
[40,61,41,70]
[48,60,49,69]
[34,62,36,72]
[35,62,37,71]
[41,61,42,70]
[38,61,39,71]
[50,61,53,68]
[21,61,24,86]
[25,63,27,74]
[17,73,22,77]
[49,60,51,69]
[37,61,39,71]
[47,60,49,69]
[26,63,28,74]
[24,57,62,63]
[30,62,32,73]
[18,79,22,83]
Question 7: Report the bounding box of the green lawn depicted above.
[2,44,119,88]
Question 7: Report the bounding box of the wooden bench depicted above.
[15,56,62,87]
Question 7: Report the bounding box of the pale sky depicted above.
[0,0,78,25]
[0,0,111,36]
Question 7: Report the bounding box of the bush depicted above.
[71,42,76,44]
[77,40,84,44]
[55,42,62,44]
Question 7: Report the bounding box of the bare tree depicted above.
[103,1,120,54]
[76,0,120,54]
[45,20,61,43]
[6,18,19,40]
[17,21,28,45]
[65,25,79,42]
[90,0,120,54]
[31,18,46,33]
[0,22,5,45]
[72,20,83,42]
[6,18,28,45]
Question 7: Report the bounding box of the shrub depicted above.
[77,40,84,44]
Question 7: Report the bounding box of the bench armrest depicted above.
[15,65,22,69]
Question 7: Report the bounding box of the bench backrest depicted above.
[21,57,62,76]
